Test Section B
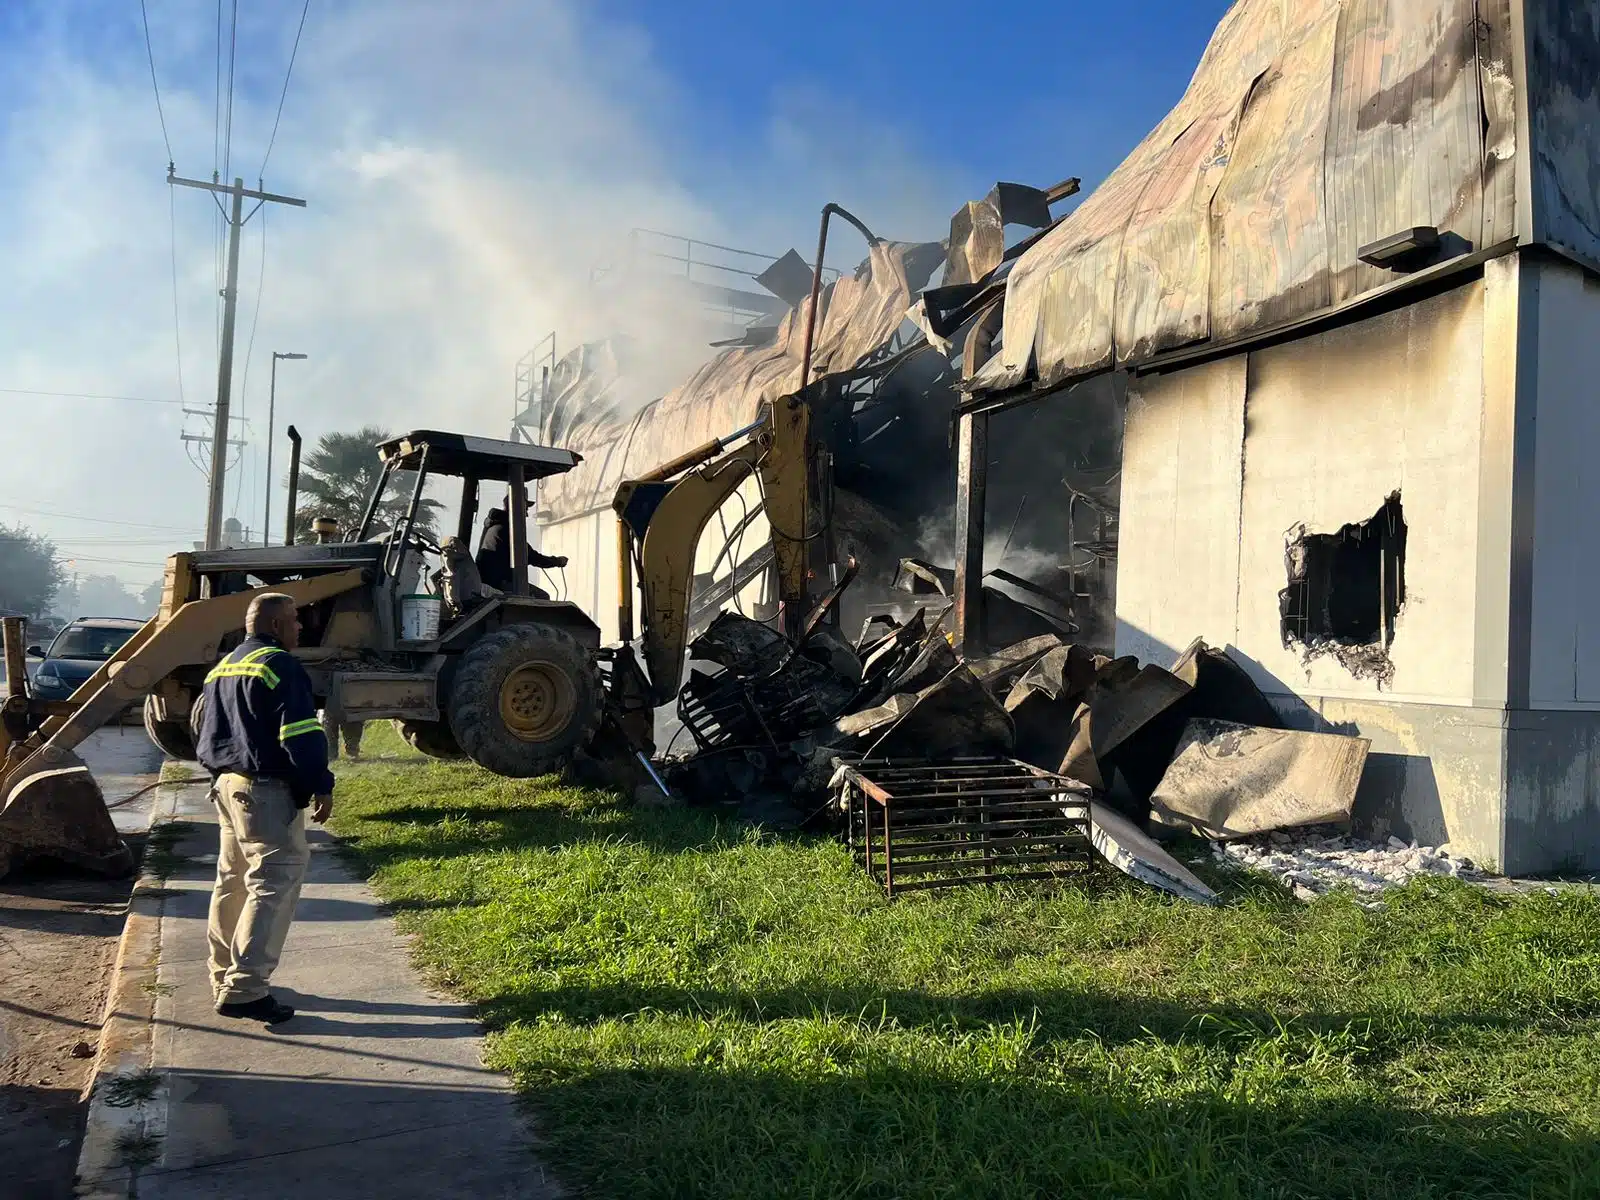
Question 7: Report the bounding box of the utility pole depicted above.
[180,407,247,462]
[265,351,308,546]
[169,170,306,548]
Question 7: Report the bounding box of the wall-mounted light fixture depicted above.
[1358,226,1441,271]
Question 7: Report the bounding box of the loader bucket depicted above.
[0,753,134,879]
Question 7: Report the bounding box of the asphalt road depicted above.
[77,725,166,836]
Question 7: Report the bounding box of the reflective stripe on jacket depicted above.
[196,634,335,806]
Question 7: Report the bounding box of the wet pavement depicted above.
[76,784,558,1200]
[76,725,166,836]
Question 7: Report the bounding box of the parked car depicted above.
[28,617,145,715]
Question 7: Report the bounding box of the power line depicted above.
[53,554,173,567]
[168,185,187,408]
[213,0,225,366]
[0,388,180,405]
[0,537,187,546]
[0,502,195,532]
[137,0,174,167]
[212,1,224,178]
[223,0,239,182]
[260,0,312,179]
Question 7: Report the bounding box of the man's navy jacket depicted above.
[196,634,335,807]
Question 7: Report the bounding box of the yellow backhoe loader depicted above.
[600,394,814,753]
[0,195,866,874]
[0,429,606,875]
[0,399,822,876]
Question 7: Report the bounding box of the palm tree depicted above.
[292,427,442,542]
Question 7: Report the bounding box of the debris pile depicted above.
[1211,832,1484,901]
[661,561,1376,906]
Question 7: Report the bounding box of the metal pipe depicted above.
[457,475,479,544]
[283,426,303,546]
[617,516,635,643]
[635,751,673,801]
[799,202,880,396]
[354,458,394,544]
[639,416,768,483]
[952,410,989,657]
[389,446,430,579]
[507,463,529,597]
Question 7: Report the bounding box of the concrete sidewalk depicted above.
[78,779,560,1199]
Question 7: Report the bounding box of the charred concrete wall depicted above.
[1524,258,1600,707]
[1118,278,1492,699]
[1117,275,1514,867]
[1115,253,1600,874]
[1506,255,1600,873]
[979,375,1125,650]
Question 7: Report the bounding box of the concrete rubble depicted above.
[1209,831,1485,902]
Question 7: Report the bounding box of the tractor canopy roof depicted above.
[377,430,582,482]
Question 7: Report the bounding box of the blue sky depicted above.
[595,1,1227,198]
[0,0,1231,586]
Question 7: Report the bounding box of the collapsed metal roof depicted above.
[967,0,1600,396]
[539,240,944,522]
[533,0,1600,522]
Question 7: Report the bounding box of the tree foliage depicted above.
[58,575,152,620]
[0,523,65,616]
[292,426,442,543]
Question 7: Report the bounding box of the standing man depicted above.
[475,494,568,599]
[195,593,335,1025]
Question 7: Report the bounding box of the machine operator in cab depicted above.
[475,493,568,600]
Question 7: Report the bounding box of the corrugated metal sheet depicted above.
[1477,0,1517,249]
[1324,0,1485,307]
[1524,0,1600,265]
[973,0,1516,395]
[539,240,941,522]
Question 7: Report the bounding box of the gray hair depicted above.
[245,593,298,636]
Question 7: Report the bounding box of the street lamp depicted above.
[265,352,308,546]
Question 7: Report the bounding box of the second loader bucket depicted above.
[0,752,134,880]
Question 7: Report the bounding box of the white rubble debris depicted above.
[1208,829,1485,900]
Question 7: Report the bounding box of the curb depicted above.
[74,766,191,1199]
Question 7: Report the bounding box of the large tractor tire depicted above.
[393,719,465,761]
[447,623,603,778]
[143,694,197,762]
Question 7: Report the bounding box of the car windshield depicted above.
[51,626,135,661]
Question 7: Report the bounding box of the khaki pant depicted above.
[207,774,310,1006]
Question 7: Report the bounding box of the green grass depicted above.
[330,723,1600,1199]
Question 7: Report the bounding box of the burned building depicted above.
[514,0,1600,876]
[957,0,1600,875]
[526,206,1115,654]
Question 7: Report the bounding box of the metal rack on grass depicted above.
[836,758,1096,897]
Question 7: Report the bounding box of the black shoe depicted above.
[216,995,295,1024]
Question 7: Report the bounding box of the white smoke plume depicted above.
[0,0,967,584]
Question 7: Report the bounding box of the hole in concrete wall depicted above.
[1280,493,1406,683]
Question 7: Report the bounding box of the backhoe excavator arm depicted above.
[611,396,811,705]
[2,562,369,801]
[0,560,370,878]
